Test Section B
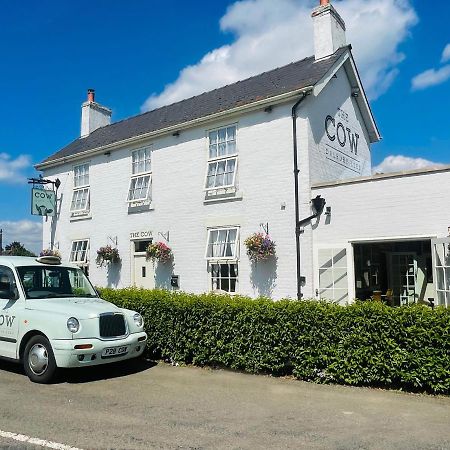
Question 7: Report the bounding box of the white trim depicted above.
[126,174,152,203]
[205,227,240,261]
[204,124,238,191]
[69,239,90,264]
[348,235,436,244]
[312,165,450,190]
[204,157,238,191]
[70,187,90,213]
[35,87,314,170]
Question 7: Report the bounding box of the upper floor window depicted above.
[71,164,90,214]
[128,147,152,204]
[205,125,237,190]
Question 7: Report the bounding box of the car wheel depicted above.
[23,335,58,384]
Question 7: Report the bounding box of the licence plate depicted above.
[102,345,128,357]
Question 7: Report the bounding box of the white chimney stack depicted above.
[312,0,346,60]
[80,89,112,138]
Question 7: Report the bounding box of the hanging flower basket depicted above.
[96,245,120,266]
[40,248,61,258]
[244,232,276,262]
[146,242,173,263]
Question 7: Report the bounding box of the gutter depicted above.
[291,90,312,300]
[35,86,315,171]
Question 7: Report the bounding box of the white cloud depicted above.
[441,43,450,63]
[373,155,446,174]
[142,0,417,111]
[411,65,450,91]
[0,220,43,255]
[0,152,32,183]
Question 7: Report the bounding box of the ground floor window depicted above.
[432,238,450,307]
[211,263,238,293]
[70,240,89,264]
[318,248,348,303]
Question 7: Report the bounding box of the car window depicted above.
[0,265,15,300]
[16,266,98,299]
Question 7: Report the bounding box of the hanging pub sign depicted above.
[31,188,56,216]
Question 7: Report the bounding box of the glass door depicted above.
[431,237,450,307]
[389,253,417,305]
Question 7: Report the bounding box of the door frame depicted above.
[431,237,450,307]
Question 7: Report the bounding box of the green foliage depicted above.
[99,288,450,394]
[5,241,36,257]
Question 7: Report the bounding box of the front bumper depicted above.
[51,332,147,368]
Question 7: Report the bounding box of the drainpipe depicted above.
[292,91,310,300]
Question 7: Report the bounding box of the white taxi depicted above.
[0,255,147,383]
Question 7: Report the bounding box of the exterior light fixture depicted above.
[311,195,326,215]
[264,105,273,113]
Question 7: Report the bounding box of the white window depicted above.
[132,148,151,175]
[318,248,348,303]
[205,227,239,260]
[205,125,237,190]
[206,227,239,293]
[128,148,152,203]
[71,164,90,213]
[70,240,89,264]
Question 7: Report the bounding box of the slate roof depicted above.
[39,47,348,166]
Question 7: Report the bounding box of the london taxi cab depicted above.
[0,255,147,383]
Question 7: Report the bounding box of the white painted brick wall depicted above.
[42,65,375,299]
[43,104,300,298]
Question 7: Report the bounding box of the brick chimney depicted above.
[312,0,346,60]
[80,89,112,138]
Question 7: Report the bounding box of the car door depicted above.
[0,265,21,359]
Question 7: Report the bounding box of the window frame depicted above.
[317,248,348,303]
[127,147,152,204]
[205,227,240,261]
[69,239,90,264]
[71,163,90,214]
[210,262,239,293]
[204,124,238,191]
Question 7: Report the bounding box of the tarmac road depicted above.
[0,358,449,450]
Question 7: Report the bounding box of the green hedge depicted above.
[99,288,450,394]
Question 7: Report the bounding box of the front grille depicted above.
[99,313,126,338]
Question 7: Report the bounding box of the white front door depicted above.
[431,237,450,307]
[389,252,417,305]
[133,255,155,289]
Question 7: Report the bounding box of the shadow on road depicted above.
[62,357,158,384]
[0,357,157,384]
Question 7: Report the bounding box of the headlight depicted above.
[67,317,80,333]
[133,313,143,327]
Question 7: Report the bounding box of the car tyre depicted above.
[23,335,58,384]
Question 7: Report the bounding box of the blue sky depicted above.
[0,0,449,253]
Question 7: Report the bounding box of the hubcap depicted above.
[28,343,49,375]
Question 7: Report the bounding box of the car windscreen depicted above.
[16,266,98,299]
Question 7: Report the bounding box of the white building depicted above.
[36,0,450,307]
